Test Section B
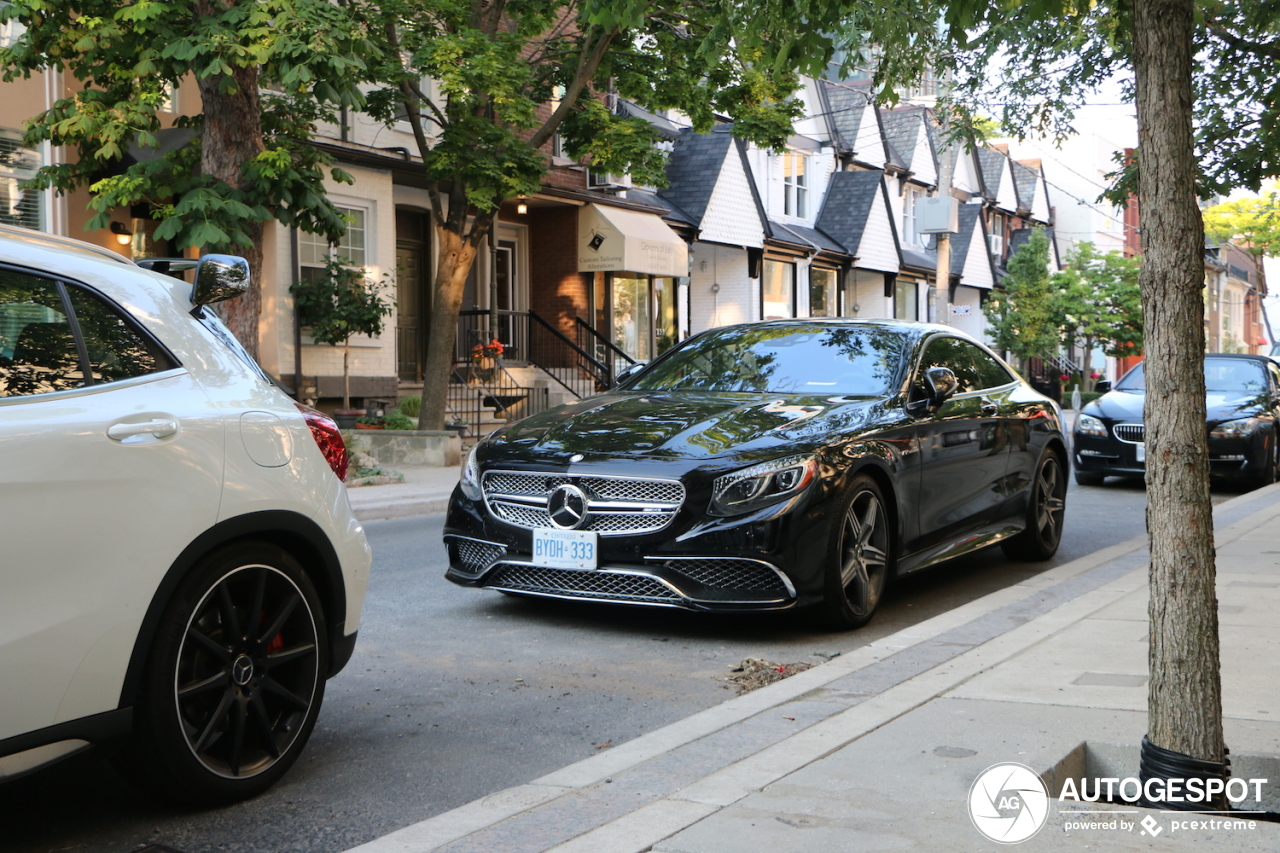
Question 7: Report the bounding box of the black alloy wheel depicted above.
[130,542,328,804]
[822,474,892,630]
[1003,450,1068,561]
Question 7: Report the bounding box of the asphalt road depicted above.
[1,477,1236,853]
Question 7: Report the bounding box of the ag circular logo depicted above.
[968,762,1050,844]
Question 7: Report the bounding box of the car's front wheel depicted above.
[1251,437,1278,489]
[822,475,892,630]
[129,542,328,805]
[1003,450,1067,561]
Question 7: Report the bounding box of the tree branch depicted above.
[527,24,619,151]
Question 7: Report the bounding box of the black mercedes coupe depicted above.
[1073,353,1280,487]
[444,319,1068,629]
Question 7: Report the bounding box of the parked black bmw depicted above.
[444,319,1068,629]
[1074,353,1280,487]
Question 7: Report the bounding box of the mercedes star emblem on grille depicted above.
[547,484,589,529]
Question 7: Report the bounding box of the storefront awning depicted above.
[578,203,688,277]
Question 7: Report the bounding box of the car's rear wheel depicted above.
[129,542,328,805]
[821,475,892,630]
[1003,450,1067,561]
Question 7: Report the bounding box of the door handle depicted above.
[980,401,999,416]
[108,418,179,441]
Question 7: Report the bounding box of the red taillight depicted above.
[296,403,349,481]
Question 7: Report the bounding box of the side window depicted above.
[916,336,982,396]
[966,343,1015,390]
[0,270,84,397]
[64,285,175,383]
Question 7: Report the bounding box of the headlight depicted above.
[459,446,482,500]
[1210,417,1262,438]
[709,455,818,517]
[1075,414,1107,437]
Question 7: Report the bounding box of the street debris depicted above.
[812,650,842,660]
[595,740,612,750]
[722,658,816,694]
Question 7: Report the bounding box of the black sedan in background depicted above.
[445,320,1067,629]
[1073,353,1280,487]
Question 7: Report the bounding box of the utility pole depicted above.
[932,125,955,325]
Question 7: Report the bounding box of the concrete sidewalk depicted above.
[345,464,462,521]
[339,478,1280,853]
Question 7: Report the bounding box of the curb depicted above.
[353,498,452,522]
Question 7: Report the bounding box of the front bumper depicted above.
[1074,431,1270,481]
[442,481,831,612]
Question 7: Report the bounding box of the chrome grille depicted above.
[482,470,684,536]
[663,559,789,595]
[447,537,505,574]
[1113,423,1145,443]
[486,564,681,603]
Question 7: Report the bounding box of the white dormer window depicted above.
[783,151,807,218]
[903,185,923,246]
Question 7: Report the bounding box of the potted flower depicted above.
[444,419,468,436]
[470,338,505,384]
[355,414,385,430]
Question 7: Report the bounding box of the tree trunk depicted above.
[417,221,490,430]
[194,27,266,359]
[1081,334,1094,393]
[1133,0,1225,763]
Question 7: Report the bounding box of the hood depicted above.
[1085,389,1269,424]
[490,391,883,461]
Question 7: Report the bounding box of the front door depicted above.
[396,210,430,383]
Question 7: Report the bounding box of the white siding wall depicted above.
[852,104,883,163]
[996,163,1019,213]
[700,147,765,247]
[953,150,978,195]
[856,179,902,272]
[960,207,995,290]
[1031,171,1052,222]
[688,243,754,333]
[846,269,892,319]
[911,124,937,187]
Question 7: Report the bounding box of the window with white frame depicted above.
[0,3,26,48]
[903,185,923,246]
[299,207,367,270]
[783,152,807,218]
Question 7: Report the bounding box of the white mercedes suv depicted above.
[0,225,371,804]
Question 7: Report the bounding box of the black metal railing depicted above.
[576,317,637,379]
[456,309,623,396]
[445,362,550,438]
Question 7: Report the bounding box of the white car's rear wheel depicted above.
[131,542,327,804]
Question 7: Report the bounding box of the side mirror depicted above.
[613,361,648,387]
[1094,379,1112,394]
[192,254,250,309]
[925,366,959,408]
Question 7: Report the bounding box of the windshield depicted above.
[1114,358,1268,394]
[628,324,907,395]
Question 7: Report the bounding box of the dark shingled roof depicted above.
[785,223,850,257]
[656,126,735,227]
[950,203,984,274]
[900,245,936,272]
[880,108,926,172]
[1011,161,1040,213]
[822,81,872,155]
[816,169,885,257]
[767,220,813,251]
[625,189,696,227]
[977,149,1008,200]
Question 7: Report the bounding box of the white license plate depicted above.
[532,528,598,570]
[1135,443,1146,463]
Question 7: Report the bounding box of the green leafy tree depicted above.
[1203,186,1280,281]
[983,227,1060,365]
[354,0,946,430]
[1052,242,1143,390]
[290,258,394,411]
[0,0,369,357]
[943,0,1280,781]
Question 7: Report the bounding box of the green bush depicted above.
[1080,391,1103,406]
[383,411,416,431]
[398,395,421,418]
